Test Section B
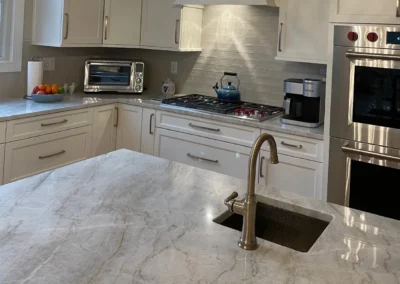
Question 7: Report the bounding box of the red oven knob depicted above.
[367,32,378,42]
[347,32,358,42]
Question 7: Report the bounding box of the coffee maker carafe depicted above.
[281,78,325,128]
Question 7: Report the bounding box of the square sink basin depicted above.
[213,196,332,253]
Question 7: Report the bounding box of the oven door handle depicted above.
[342,144,400,163]
[346,50,400,61]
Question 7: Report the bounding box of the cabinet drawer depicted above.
[156,111,260,147]
[154,128,251,180]
[4,126,92,184]
[0,122,5,143]
[6,108,94,142]
[261,130,323,162]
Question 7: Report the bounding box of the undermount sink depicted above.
[213,196,332,253]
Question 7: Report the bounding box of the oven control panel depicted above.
[335,25,400,49]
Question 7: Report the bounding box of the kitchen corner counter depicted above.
[0,150,398,283]
[0,94,324,140]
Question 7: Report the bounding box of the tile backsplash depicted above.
[0,3,325,105]
[181,5,326,106]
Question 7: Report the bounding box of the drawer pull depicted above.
[39,150,66,160]
[188,123,220,132]
[187,153,219,164]
[281,141,303,149]
[41,119,68,127]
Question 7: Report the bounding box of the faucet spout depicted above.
[247,133,279,197]
[223,133,279,250]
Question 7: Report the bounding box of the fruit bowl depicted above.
[32,93,65,103]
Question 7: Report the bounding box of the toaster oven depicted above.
[84,60,144,93]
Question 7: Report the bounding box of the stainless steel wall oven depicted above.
[329,25,400,221]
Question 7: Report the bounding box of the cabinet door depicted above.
[141,0,181,49]
[0,144,4,185]
[140,108,156,155]
[91,105,117,157]
[276,0,329,64]
[154,128,251,180]
[331,0,400,24]
[258,150,323,200]
[116,105,143,152]
[63,0,104,45]
[103,0,142,46]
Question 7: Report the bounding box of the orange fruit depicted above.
[45,85,52,94]
[38,84,46,91]
[51,84,59,94]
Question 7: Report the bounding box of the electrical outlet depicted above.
[171,61,178,74]
[43,58,56,71]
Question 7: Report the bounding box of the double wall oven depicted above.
[329,25,400,221]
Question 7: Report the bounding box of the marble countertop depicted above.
[0,149,398,283]
[0,94,324,140]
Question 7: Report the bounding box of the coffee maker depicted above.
[281,78,325,128]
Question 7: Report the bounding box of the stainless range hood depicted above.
[174,0,278,6]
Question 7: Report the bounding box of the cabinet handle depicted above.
[188,123,220,132]
[397,0,400,17]
[259,156,265,178]
[64,13,69,39]
[104,16,109,40]
[41,119,68,127]
[114,107,119,127]
[187,153,219,164]
[149,113,154,135]
[175,19,180,44]
[281,141,302,149]
[39,150,66,160]
[278,23,283,52]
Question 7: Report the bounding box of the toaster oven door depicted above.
[84,62,134,92]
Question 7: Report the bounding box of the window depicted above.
[0,0,24,72]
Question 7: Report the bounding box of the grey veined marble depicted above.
[0,94,324,140]
[0,150,398,284]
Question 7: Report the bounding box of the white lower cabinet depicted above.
[154,128,251,180]
[0,144,4,185]
[4,126,92,184]
[91,105,117,157]
[116,104,143,152]
[258,150,323,199]
[140,108,156,155]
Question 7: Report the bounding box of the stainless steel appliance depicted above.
[328,25,400,221]
[281,78,325,128]
[161,94,283,122]
[84,59,144,93]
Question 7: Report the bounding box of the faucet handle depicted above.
[224,192,239,211]
[224,191,238,203]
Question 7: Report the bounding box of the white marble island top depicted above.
[0,150,398,284]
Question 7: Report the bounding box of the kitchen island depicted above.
[0,150,398,283]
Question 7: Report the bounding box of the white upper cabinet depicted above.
[141,1,203,51]
[32,0,104,47]
[103,0,142,46]
[276,0,329,64]
[331,0,400,24]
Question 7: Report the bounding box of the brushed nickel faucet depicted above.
[224,133,279,250]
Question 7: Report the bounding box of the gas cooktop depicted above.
[161,94,283,122]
